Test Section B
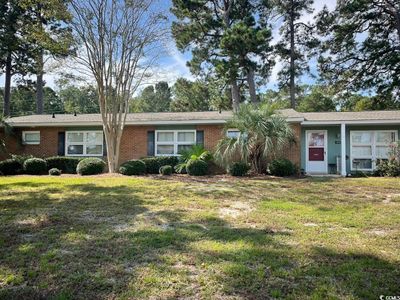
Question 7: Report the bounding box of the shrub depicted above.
[0,159,23,175]
[11,154,34,165]
[142,156,179,174]
[374,142,400,177]
[175,145,212,174]
[49,168,61,176]
[119,160,146,175]
[228,162,250,176]
[375,159,400,177]
[186,159,208,176]
[23,158,47,175]
[76,158,106,175]
[159,165,173,175]
[45,156,82,174]
[269,158,297,177]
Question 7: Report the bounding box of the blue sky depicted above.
[0,0,336,92]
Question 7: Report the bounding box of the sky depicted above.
[0,0,337,93]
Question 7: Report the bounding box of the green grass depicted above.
[0,175,399,299]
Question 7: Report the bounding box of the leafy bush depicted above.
[269,158,297,177]
[175,145,212,174]
[0,159,23,175]
[76,158,106,175]
[23,158,48,175]
[49,168,62,176]
[159,165,173,175]
[45,156,82,174]
[375,160,400,177]
[375,142,400,177]
[11,154,34,165]
[186,159,208,176]
[228,162,250,176]
[141,156,179,174]
[119,160,146,175]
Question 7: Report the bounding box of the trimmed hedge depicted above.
[23,158,47,175]
[45,156,82,174]
[159,165,173,175]
[49,168,62,176]
[186,159,208,176]
[228,162,250,176]
[11,154,34,165]
[142,156,179,174]
[119,160,146,176]
[76,158,106,175]
[269,158,297,177]
[0,159,23,175]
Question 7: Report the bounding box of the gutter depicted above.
[302,120,400,125]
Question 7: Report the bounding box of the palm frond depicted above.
[214,104,294,173]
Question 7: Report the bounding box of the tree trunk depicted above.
[231,79,240,112]
[289,0,296,109]
[36,51,44,114]
[3,53,12,117]
[247,66,257,104]
[394,8,400,42]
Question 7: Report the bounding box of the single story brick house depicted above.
[1,109,400,176]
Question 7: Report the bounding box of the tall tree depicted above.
[273,0,318,108]
[317,0,400,101]
[172,0,274,110]
[0,0,35,116]
[296,85,336,112]
[0,84,64,116]
[22,0,73,114]
[70,0,167,172]
[130,81,171,112]
[170,77,231,112]
[59,85,100,114]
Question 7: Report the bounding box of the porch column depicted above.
[341,123,346,176]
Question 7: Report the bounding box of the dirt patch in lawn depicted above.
[219,201,254,219]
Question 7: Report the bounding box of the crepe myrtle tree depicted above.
[69,0,167,172]
[214,104,294,173]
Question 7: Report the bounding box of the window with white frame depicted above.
[22,131,40,145]
[155,130,196,156]
[226,129,240,139]
[66,131,103,156]
[350,130,397,171]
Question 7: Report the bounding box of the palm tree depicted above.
[215,104,294,174]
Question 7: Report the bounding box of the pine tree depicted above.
[273,0,318,108]
[317,0,400,101]
[171,0,273,110]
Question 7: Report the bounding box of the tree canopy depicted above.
[317,0,400,101]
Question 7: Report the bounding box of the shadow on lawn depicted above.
[0,181,398,299]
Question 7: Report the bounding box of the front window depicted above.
[22,131,40,145]
[66,131,103,156]
[226,129,240,139]
[350,130,397,171]
[155,130,196,156]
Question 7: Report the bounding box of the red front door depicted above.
[306,130,327,173]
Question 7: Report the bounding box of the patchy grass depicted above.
[0,175,399,299]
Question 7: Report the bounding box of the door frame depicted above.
[306,130,328,174]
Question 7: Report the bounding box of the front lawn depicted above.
[0,175,399,299]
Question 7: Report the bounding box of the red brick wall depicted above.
[196,124,224,151]
[0,127,63,160]
[118,125,155,164]
[279,123,301,167]
[1,123,302,168]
